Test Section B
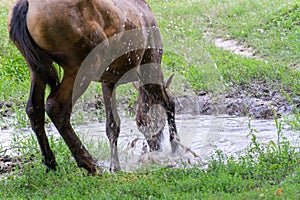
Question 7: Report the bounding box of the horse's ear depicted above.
[132,81,139,90]
[164,73,174,88]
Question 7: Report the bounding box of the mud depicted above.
[78,81,298,121]
[0,102,13,118]
[203,31,261,60]
[0,156,26,175]
[195,81,299,119]
[213,38,261,59]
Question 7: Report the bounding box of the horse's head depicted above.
[135,74,175,152]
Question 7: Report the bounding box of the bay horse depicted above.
[8,0,180,174]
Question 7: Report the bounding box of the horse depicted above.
[8,0,180,174]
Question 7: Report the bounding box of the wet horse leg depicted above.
[45,75,96,174]
[164,95,180,153]
[137,84,179,153]
[102,82,121,172]
[138,47,180,153]
[137,48,166,152]
[136,83,165,152]
[146,130,164,152]
[27,72,57,171]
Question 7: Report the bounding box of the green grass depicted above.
[150,0,300,93]
[2,167,299,199]
[0,2,29,128]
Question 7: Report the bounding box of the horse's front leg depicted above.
[45,75,96,174]
[102,82,121,172]
[165,95,180,153]
[27,72,57,171]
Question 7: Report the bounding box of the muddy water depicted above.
[73,114,299,171]
[1,114,299,172]
[93,115,300,170]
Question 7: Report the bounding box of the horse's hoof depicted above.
[45,161,58,173]
[88,166,103,176]
[44,158,58,173]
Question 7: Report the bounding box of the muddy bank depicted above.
[177,81,299,119]
[1,79,298,126]
[0,102,13,118]
[79,81,299,121]
[0,156,24,175]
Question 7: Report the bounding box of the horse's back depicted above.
[9,0,162,83]
[25,0,157,54]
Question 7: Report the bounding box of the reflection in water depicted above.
[1,114,299,172]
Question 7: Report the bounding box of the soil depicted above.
[0,155,26,177]
[194,81,299,119]
[203,31,262,60]
[0,102,13,118]
[213,37,261,59]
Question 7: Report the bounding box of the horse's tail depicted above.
[9,0,59,88]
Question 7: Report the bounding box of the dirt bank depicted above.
[193,81,299,119]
